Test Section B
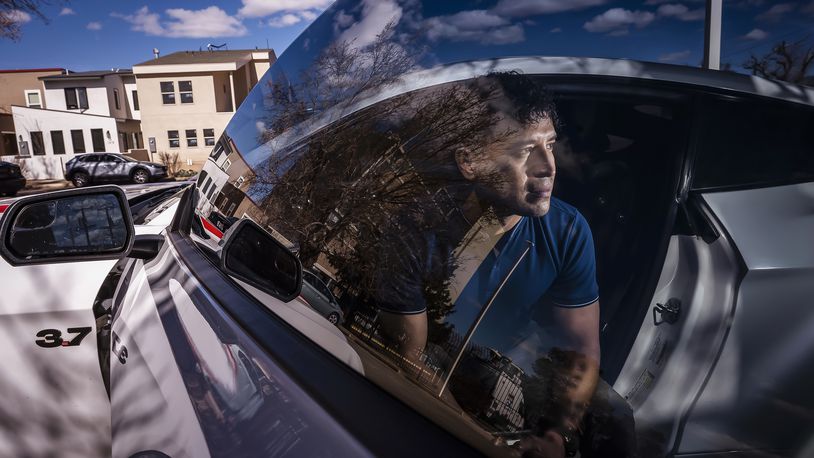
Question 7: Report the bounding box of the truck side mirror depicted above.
[0,186,135,266]
[220,219,302,302]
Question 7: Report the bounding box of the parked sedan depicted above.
[2,1,813,458]
[65,153,167,187]
[0,161,25,196]
[300,270,344,325]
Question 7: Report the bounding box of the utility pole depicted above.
[703,0,722,69]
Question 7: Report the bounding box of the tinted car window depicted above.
[196,60,691,454]
[692,96,814,190]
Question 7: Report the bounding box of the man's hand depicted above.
[517,430,565,458]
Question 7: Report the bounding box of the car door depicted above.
[666,94,814,456]
[94,155,120,181]
[108,188,472,457]
[0,188,138,458]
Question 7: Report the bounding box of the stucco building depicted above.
[132,49,275,171]
[8,69,142,178]
[0,68,64,156]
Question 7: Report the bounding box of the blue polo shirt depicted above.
[446,199,600,345]
[376,198,599,324]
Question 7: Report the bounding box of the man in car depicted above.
[374,73,612,457]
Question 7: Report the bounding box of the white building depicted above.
[9,69,143,179]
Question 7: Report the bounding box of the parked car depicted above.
[64,152,168,187]
[300,270,343,325]
[2,1,814,457]
[0,161,25,196]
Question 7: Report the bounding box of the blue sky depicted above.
[1,0,811,73]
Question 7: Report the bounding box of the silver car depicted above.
[64,152,168,187]
[300,270,344,325]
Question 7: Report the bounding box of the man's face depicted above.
[467,116,557,218]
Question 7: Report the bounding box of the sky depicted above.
[0,0,811,73]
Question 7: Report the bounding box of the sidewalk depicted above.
[18,179,72,196]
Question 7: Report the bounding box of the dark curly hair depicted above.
[470,70,560,129]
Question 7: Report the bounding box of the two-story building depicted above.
[0,68,64,156]
[132,49,275,171]
[8,69,143,178]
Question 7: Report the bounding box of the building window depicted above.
[203,128,215,146]
[31,131,45,156]
[25,90,42,108]
[113,88,121,110]
[178,80,193,104]
[65,88,89,110]
[160,81,175,104]
[51,130,65,155]
[186,129,198,147]
[91,129,105,152]
[236,175,245,188]
[222,159,231,172]
[168,130,180,148]
[70,130,85,153]
[132,90,139,110]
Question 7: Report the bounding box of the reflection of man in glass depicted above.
[376,73,601,457]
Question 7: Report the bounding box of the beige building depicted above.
[133,49,275,171]
[0,68,64,156]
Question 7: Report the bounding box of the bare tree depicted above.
[0,0,53,41]
[744,37,814,84]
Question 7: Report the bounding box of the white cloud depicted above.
[268,13,301,27]
[493,0,607,17]
[659,50,691,62]
[550,27,562,33]
[756,3,795,21]
[112,7,165,36]
[657,4,705,21]
[2,10,32,24]
[743,28,768,40]
[425,10,524,45]
[584,8,655,34]
[113,6,247,38]
[86,21,102,31]
[337,0,402,48]
[59,7,76,16]
[300,10,318,21]
[239,0,332,18]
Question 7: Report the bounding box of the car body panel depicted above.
[677,182,814,454]
[0,259,114,457]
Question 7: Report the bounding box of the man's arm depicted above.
[549,300,600,433]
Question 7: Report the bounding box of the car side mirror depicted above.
[0,186,135,266]
[220,219,302,302]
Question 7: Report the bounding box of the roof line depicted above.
[0,68,65,74]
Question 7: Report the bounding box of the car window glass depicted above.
[81,155,99,163]
[194,66,690,454]
[692,96,814,190]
